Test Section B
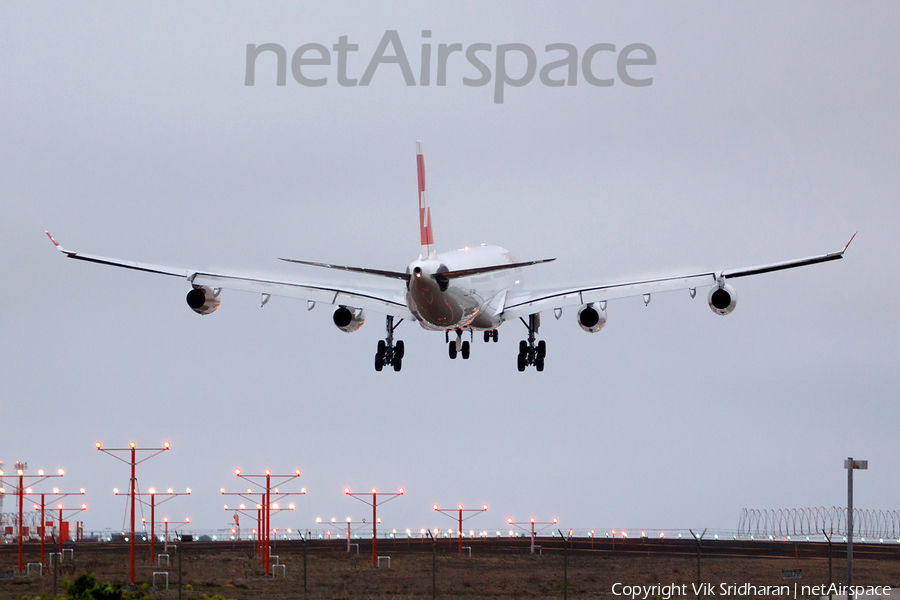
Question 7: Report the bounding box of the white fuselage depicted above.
[405,244,521,331]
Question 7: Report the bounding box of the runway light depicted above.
[58,469,64,476]
[163,442,170,449]
[149,488,155,495]
[483,505,488,511]
[265,469,271,475]
[552,518,558,524]
[434,504,439,510]
[220,488,225,493]
[114,488,119,494]
[399,488,405,494]
[224,505,229,509]
[235,469,241,476]
[507,518,513,524]
[130,442,135,448]
[185,517,190,523]
[458,504,463,510]
[295,469,301,476]
[81,503,86,510]
[95,442,102,449]
[186,488,191,494]
[344,488,350,494]
[80,488,85,494]
[38,470,44,476]
[53,488,59,494]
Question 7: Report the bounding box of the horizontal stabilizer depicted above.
[279,258,410,281]
[437,258,556,280]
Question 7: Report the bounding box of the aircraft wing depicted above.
[501,234,855,320]
[46,233,412,319]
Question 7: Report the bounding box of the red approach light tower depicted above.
[125,487,190,563]
[316,516,367,552]
[0,466,64,573]
[225,468,304,576]
[30,487,86,564]
[344,487,405,567]
[507,516,559,554]
[96,441,171,585]
[433,503,488,555]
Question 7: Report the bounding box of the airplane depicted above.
[47,141,855,372]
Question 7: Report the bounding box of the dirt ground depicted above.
[2,540,899,599]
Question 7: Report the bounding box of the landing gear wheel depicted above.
[537,340,546,358]
[377,340,386,355]
[375,354,384,371]
[461,340,470,360]
[519,340,528,355]
[484,331,491,343]
[392,356,402,372]
[535,355,544,371]
[449,343,458,359]
[395,340,404,359]
[517,353,526,372]
[492,329,499,342]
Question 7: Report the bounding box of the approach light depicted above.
[295,469,301,476]
[53,488,59,494]
[344,487,350,494]
[301,487,307,494]
[80,488,85,494]
[33,504,39,510]
[372,488,377,494]
[114,488,119,494]
[265,469,270,475]
[81,504,86,510]
[346,517,351,523]
[149,488,155,495]
[434,504,439,510]
[507,518,513,524]
[58,469,65,476]
[186,488,191,494]
[399,488,404,494]
[220,488,225,494]
[289,504,295,510]
[163,441,170,449]
[483,505,488,511]
[58,504,63,510]
[552,518,558,524]
[224,504,229,509]
[458,504,463,510]
[239,504,245,510]
[26,488,32,494]
[130,442,135,448]
[530,518,535,523]
[235,469,241,476]
[95,442,102,449]
[185,517,190,523]
[38,470,44,476]
[164,518,169,523]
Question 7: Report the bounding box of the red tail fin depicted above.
[416,140,434,259]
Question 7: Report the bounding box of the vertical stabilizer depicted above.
[416,140,435,259]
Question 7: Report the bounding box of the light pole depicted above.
[125,487,190,563]
[844,457,867,600]
[96,441,171,585]
[507,516,559,554]
[29,488,85,564]
[0,466,64,573]
[228,468,304,575]
[433,504,488,555]
[344,487,405,566]
[316,516,366,552]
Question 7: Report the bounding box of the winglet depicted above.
[46,231,69,254]
[842,231,857,254]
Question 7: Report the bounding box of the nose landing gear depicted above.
[375,316,404,372]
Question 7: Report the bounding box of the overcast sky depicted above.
[1,2,898,539]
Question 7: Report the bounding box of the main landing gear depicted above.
[446,328,471,360]
[375,316,404,372]
[483,329,499,343]
[517,314,546,372]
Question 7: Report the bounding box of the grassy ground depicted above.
[2,541,899,599]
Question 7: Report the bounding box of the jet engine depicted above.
[333,305,365,333]
[186,286,220,315]
[707,283,738,316]
[577,302,607,333]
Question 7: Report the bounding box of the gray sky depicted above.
[2,1,898,538]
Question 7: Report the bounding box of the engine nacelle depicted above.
[707,283,738,316]
[577,302,607,333]
[186,286,220,315]
[333,305,365,333]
